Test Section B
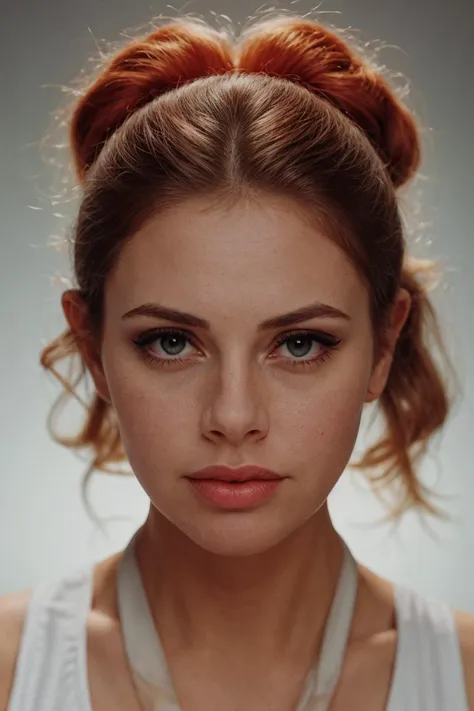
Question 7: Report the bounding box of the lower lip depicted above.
[187,478,282,509]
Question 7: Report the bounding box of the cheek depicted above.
[99,339,194,477]
[106,373,195,479]
[273,336,374,488]
[279,372,367,480]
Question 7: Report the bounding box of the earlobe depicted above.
[87,356,112,406]
[61,290,112,405]
[365,351,391,403]
[364,288,412,404]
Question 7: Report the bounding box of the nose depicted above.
[200,361,269,447]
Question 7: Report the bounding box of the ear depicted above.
[365,288,412,404]
[61,290,111,404]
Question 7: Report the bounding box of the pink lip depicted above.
[185,465,285,509]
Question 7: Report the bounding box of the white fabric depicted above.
[7,556,470,711]
[7,567,93,711]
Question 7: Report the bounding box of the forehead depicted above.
[106,193,368,321]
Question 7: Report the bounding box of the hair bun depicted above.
[71,22,234,181]
[237,17,420,187]
[72,17,420,188]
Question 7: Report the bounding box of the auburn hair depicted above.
[40,14,455,518]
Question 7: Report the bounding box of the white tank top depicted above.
[6,562,470,711]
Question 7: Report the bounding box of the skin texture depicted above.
[1,193,473,710]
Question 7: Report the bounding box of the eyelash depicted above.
[132,327,341,371]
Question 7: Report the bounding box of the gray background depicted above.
[1,0,473,608]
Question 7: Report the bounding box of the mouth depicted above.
[186,464,284,483]
[186,476,284,509]
[184,464,286,509]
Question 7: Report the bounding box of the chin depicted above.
[177,511,299,558]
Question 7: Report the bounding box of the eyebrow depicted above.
[122,300,351,330]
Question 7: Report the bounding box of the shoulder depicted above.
[0,589,33,709]
[455,609,474,710]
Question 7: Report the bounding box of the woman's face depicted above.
[70,193,404,556]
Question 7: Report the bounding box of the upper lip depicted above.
[186,465,284,482]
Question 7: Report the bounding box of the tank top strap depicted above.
[7,565,94,711]
[387,584,469,710]
[7,559,470,711]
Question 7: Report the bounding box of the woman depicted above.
[0,11,472,711]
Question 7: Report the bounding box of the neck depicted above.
[134,504,346,665]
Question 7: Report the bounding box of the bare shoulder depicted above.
[0,589,32,709]
[455,609,474,710]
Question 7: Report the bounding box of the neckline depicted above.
[116,531,360,711]
[79,542,405,711]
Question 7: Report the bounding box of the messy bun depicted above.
[70,21,234,181]
[237,17,420,188]
[41,13,454,518]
